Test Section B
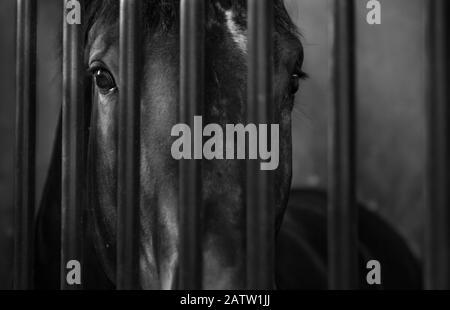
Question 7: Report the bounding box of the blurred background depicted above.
[0,0,426,288]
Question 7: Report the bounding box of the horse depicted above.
[35,0,422,290]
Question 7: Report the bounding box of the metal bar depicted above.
[61,0,86,290]
[425,0,450,290]
[14,0,37,290]
[179,0,204,290]
[328,0,358,290]
[246,0,275,290]
[117,0,143,290]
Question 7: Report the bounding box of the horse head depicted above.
[85,0,304,289]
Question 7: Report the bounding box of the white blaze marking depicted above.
[225,10,247,54]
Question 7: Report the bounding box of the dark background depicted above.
[0,0,426,288]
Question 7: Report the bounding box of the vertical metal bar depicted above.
[117,0,143,290]
[14,0,37,290]
[328,0,358,290]
[246,0,275,290]
[425,0,450,290]
[61,0,85,290]
[179,0,204,290]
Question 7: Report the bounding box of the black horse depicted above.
[35,0,421,289]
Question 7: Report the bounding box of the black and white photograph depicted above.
[0,0,449,296]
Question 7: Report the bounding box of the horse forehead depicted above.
[85,0,301,55]
[85,3,247,49]
[212,4,248,54]
[86,20,118,60]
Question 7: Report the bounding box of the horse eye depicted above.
[93,68,117,94]
[290,74,301,95]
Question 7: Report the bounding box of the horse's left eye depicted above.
[93,68,117,95]
[290,74,301,95]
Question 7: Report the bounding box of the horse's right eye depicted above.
[93,68,117,95]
